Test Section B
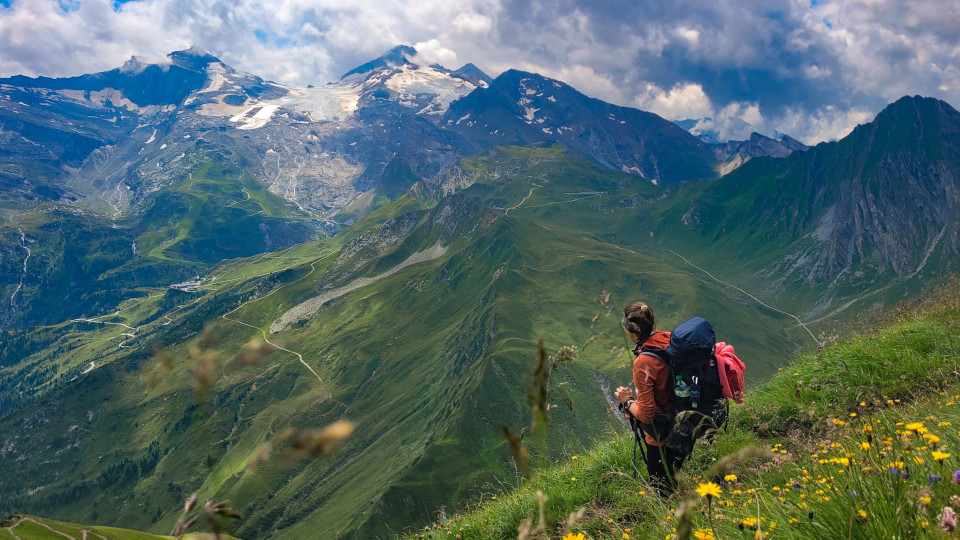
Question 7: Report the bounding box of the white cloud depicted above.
[452,12,492,34]
[674,26,700,46]
[803,64,831,79]
[413,39,458,66]
[0,0,958,144]
[632,82,713,121]
[775,106,875,145]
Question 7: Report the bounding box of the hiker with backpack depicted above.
[614,301,683,497]
[615,303,747,497]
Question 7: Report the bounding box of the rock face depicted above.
[793,96,960,279]
[677,96,960,312]
[444,69,719,184]
[714,132,809,175]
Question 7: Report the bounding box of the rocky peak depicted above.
[339,45,419,81]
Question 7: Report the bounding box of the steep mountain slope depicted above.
[444,70,718,184]
[0,155,314,330]
[627,95,960,319]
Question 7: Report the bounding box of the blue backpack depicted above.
[641,317,728,456]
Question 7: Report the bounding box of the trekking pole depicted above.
[629,415,646,479]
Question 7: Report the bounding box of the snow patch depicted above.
[621,165,646,179]
[200,62,228,93]
[383,65,476,113]
[204,85,360,126]
[145,129,156,144]
[547,95,556,103]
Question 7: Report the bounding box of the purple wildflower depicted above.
[952,470,960,485]
[928,474,942,484]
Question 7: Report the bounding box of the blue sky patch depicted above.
[57,0,80,11]
[253,28,296,48]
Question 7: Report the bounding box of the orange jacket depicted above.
[628,330,673,446]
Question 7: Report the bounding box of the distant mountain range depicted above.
[0,45,810,330]
[2,46,959,540]
[0,44,803,217]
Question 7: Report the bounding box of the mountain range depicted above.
[1,46,959,538]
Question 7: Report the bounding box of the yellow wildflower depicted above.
[724,474,738,482]
[919,496,932,505]
[563,534,587,540]
[932,451,950,462]
[695,482,722,499]
[905,422,924,432]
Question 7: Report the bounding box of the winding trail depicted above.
[597,239,821,346]
[10,227,31,307]
[521,192,603,209]
[5,517,75,539]
[221,254,334,394]
[660,247,822,346]
[227,187,251,207]
[504,187,537,215]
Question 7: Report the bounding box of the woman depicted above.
[614,301,683,496]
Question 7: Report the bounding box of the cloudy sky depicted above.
[1,0,958,143]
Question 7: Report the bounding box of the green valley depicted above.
[2,97,960,539]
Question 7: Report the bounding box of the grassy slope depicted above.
[407,284,960,539]
[0,515,234,539]
[4,142,954,538]
[0,147,805,539]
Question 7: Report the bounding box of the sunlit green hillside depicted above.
[3,127,957,538]
[403,285,960,539]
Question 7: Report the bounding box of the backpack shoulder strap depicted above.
[638,348,669,365]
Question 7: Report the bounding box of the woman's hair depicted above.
[623,301,656,341]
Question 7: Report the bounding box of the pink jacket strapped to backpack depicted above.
[714,342,746,404]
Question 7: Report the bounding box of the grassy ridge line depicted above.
[404,285,960,539]
[0,514,236,539]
